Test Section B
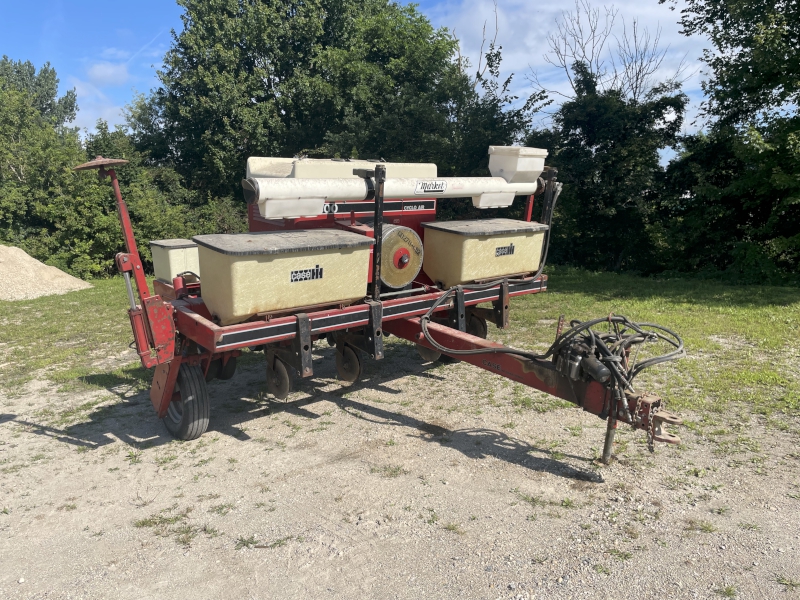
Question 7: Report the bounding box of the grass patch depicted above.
[714,585,738,598]
[443,522,465,535]
[684,518,717,533]
[777,576,800,590]
[1,269,798,423]
[506,267,800,417]
[235,534,259,550]
[370,465,409,478]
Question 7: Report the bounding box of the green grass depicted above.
[500,268,800,417]
[1,269,798,422]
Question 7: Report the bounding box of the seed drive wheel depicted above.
[336,344,362,384]
[266,355,293,400]
[163,364,210,440]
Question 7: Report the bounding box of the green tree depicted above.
[0,56,78,127]
[660,0,800,281]
[526,1,687,271]
[128,0,537,199]
[664,0,800,123]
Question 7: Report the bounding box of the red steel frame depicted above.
[79,157,679,450]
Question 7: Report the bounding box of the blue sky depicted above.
[1,0,708,133]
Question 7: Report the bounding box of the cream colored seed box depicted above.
[150,239,200,283]
[421,219,549,288]
[193,230,374,325]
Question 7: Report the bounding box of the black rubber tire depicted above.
[468,314,488,339]
[266,356,293,400]
[218,356,237,380]
[163,364,210,441]
[336,344,362,384]
[204,359,220,382]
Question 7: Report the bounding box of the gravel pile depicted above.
[0,245,92,301]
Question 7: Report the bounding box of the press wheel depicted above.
[266,355,293,400]
[336,344,362,384]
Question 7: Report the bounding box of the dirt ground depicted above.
[1,340,799,600]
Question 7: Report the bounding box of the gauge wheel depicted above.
[416,344,442,362]
[468,314,488,339]
[336,344,362,384]
[266,355,293,400]
[163,364,210,440]
[218,356,237,380]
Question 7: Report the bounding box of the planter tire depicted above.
[163,364,210,441]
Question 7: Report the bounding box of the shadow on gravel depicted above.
[9,390,171,450]
[333,396,602,483]
[9,341,601,485]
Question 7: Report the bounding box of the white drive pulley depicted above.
[380,225,423,289]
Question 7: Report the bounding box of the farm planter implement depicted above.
[74,151,684,464]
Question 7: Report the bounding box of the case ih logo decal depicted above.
[495,243,515,257]
[290,265,323,282]
[414,180,447,195]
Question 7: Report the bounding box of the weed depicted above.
[714,585,737,598]
[512,488,545,509]
[209,503,234,516]
[155,454,177,466]
[579,523,592,530]
[608,549,632,561]
[58,503,77,511]
[370,465,408,478]
[711,506,730,516]
[201,524,220,538]
[235,535,259,550]
[560,498,577,509]
[425,509,439,525]
[443,522,465,535]
[594,564,610,575]
[624,525,639,539]
[684,519,717,533]
[197,493,221,502]
[126,449,142,465]
[777,576,800,590]
[261,536,292,549]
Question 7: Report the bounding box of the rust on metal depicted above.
[73,155,130,171]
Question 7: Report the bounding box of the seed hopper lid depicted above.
[150,239,197,250]
[73,156,130,170]
[193,229,374,256]
[422,218,549,236]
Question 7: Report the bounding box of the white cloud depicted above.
[100,47,131,60]
[87,61,130,86]
[68,76,125,132]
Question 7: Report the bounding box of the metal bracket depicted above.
[449,286,466,332]
[267,313,313,378]
[336,301,384,360]
[493,279,510,329]
[365,300,384,360]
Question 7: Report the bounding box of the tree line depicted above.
[0,0,797,284]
